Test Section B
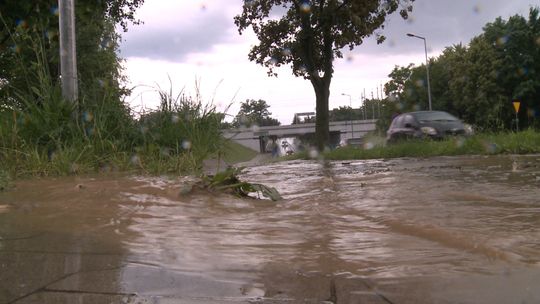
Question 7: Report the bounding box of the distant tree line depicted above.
[229,99,281,128]
[383,7,540,132]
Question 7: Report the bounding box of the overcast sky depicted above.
[119,0,536,124]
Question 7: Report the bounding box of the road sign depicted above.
[513,101,520,113]
[513,100,520,132]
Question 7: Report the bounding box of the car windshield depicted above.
[412,112,458,122]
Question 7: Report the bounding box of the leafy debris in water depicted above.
[200,167,282,201]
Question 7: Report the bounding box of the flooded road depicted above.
[1,155,540,303]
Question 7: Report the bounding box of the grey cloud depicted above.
[119,9,235,60]
[119,0,536,62]
[354,0,536,56]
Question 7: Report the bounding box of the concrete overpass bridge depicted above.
[223,119,377,152]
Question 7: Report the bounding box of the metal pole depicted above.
[371,91,375,120]
[423,38,432,111]
[407,33,432,111]
[377,98,381,118]
[376,85,380,118]
[59,0,78,102]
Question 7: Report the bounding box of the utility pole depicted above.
[59,0,78,102]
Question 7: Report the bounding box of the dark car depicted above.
[386,111,472,143]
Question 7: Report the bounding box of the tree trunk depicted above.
[312,78,331,151]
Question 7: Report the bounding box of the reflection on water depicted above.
[1,155,540,303]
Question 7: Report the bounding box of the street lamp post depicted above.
[407,33,432,111]
[341,93,354,139]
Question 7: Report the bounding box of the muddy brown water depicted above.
[1,155,540,303]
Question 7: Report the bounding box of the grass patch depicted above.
[286,129,540,161]
[0,81,229,179]
[220,141,258,164]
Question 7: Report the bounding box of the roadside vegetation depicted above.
[2,1,539,185]
[0,79,227,178]
[286,130,540,161]
[372,8,539,134]
[303,7,540,137]
[0,1,238,182]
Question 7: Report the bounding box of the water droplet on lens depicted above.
[16,19,27,28]
[182,140,192,150]
[160,147,170,157]
[130,155,140,166]
[83,111,93,122]
[85,126,94,136]
[251,124,260,132]
[455,137,465,148]
[496,36,508,46]
[171,114,180,123]
[472,4,481,14]
[282,48,292,56]
[363,142,375,150]
[482,141,497,154]
[11,45,21,53]
[308,148,319,159]
[415,79,424,87]
[70,163,80,174]
[100,38,111,49]
[48,150,57,161]
[300,2,311,13]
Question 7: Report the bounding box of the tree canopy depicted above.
[0,0,144,109]
[383,7,540,131]
[235,0,414,149]
[233,99,281,127]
